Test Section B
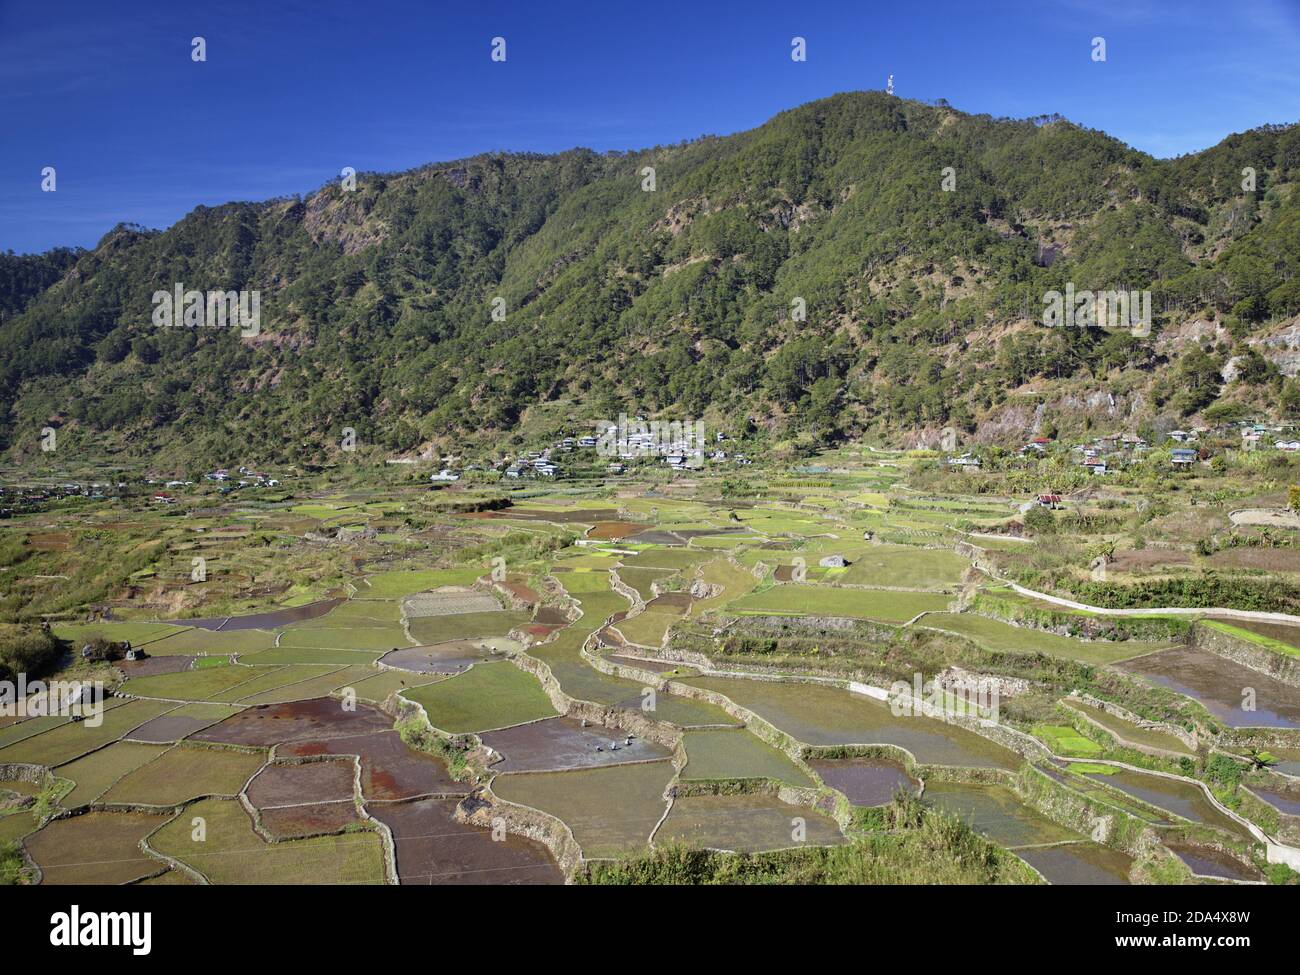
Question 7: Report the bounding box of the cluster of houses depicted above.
[201,466,281,488]
[145,466,281,503]
[5,482,118,500]
[949,435,1140,473]
[504,454,562,479]
[0,481,125,516]
[489,424,743,481]
[946,421,1300,475]
[1238,422,1300,452]
[1069,434,1151,475]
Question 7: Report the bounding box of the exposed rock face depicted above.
[302,188,388,255]
[1156,317,1230,355]
[1250,317,1300,377]
[936,665,1031,699]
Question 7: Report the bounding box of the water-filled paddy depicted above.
[260,801,362,840]
[248,759,355,808]
[481,716,672,772]
[193,697,393,747]
[370,797,561,884]
[125,703,247,744]
[923,781,1079,848]
[683,676,1021,769]
[656,792,846,853]
[282,730,465,801]
[1248,784,1300,815]
[680,728,814,787]
[1168,844,1262,881]
[808,758,917,806]
[1016,842,1133,885]
[1118,646,1300,728]
[1081,767,1250,837]
[490,760,674,859]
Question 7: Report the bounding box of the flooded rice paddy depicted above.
[683,676,1022,769]
[1118,646,1300,728]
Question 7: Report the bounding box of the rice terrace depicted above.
[3,2,1300,923]
[5,440,1300,891]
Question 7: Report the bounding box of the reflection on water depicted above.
[169,598,342,631]
[1118,646,1300,729]
[809,758,917,807]
[1016,842,1133,885]
[1250,785,1300,817]
[1168,844,1261,882]
[924,781,1078,848]
[1083,767,1250,837]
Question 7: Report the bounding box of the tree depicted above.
[1023,505,1055,535]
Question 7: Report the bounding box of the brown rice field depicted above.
[26,811,168,885]
[101,744,267,807]
[150,797,386,884]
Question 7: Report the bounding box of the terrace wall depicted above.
[1192,623,1300,688]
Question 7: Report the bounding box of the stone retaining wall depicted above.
[1192,622,1300,688]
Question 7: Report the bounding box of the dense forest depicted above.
[2,91,1298,468]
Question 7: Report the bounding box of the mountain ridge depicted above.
[3,90,1299,469]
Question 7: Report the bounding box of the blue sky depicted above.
[3,0,1299,253]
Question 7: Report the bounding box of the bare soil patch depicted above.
[1208,547,1300,573]
[260,802,361,840]
[117,655,197,678]
[587,521,646,540]
[193,697,393,747]
[247,759,355,807]
[282,730,466,800]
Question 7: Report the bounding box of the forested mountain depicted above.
[3,91,1299,468]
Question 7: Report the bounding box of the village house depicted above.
[1170,448,1199,466]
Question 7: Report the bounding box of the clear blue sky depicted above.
[3,0,1299,254]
